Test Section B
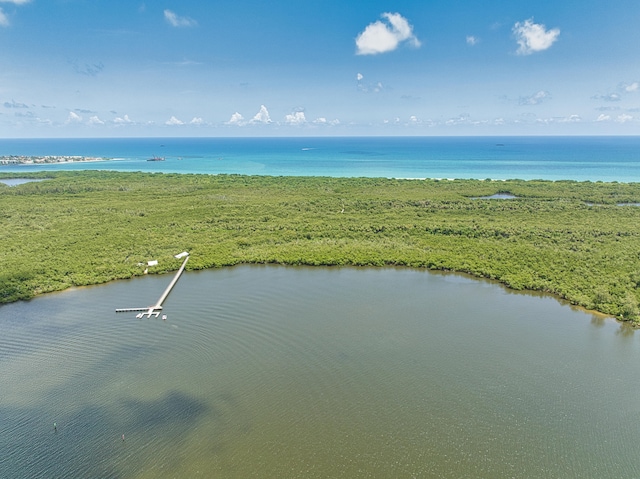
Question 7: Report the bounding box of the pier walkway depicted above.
[116,254,189,317]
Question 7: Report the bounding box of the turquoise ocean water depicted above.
[1,136,639,181]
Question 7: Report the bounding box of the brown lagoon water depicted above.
[1,265,640,478]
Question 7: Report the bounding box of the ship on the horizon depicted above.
[147,156,165,161]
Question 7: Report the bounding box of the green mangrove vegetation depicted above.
[2,170,640,323]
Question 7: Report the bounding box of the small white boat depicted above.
[162,314,167,320]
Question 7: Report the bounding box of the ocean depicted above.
[1,136,639,182]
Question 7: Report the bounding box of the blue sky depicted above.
[0,0,639,137]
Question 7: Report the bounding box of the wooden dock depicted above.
[116,254,189,317]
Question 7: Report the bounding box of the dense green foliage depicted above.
[2,171,640,322]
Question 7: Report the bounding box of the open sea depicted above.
[1,136,639,181]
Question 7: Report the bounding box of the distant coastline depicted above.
[0,155,109,165]
[0,136,639,181]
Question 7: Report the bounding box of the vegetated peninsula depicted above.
[2,170,640,324]
[0,155,108,165]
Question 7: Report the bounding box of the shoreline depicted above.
[2,170,640,324]
[0,155,110,165]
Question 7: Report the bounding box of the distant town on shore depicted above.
[0,155,108,165]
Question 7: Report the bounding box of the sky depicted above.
[0,0,639,137]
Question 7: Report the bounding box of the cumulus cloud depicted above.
[519,90,551,105]
[164,9,197,27]
[65,111,82,124]
[356,12,420,55]
[88,115,104,125]
[616,114,633,123]
[357,73,364,81]
[513,18,560,55]
[251,105,272,124]
[165,116,184,125]
[466,35,479,46]
[624,82,639,93]
[285,111,306,125]
[313,117,340,126]
[190,117,204,125]
[596,114,611,122]
[226,112,245,125]
[113,114,133,124]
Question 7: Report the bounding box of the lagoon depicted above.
[1,265,639,478]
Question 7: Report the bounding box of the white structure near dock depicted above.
[116,253,190,318]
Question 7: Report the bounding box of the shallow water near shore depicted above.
[2,136,640,181]
[1,265,640,478]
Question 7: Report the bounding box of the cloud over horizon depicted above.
[251,105,272,124]
[166,116,184,125]
[513,18,560,55]
[285,110,306,125]
[356,12,420,55]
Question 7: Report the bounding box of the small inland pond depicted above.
[1,265,639,478]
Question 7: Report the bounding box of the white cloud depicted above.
[616,114,633,123]
[285,111,306,125]
[623,82,639,93]
[65,112,82,124]
[445,115,470,126]
[356,12,420,55]
[251,105,272,124]
[164,9,197,28]
[88,115,104,125]
[519,90,551,105]
[313,117,340,126]
[357,73,364,81]
[0,9,9,27]
[513,19,560,55]
[113,114,133,124]
[190,117,204,125]
[560,114,581,123]
[226,112,245,125]
[466,35,479,46]
[0,0,30,27]
[165,116,184,125]
[592,93,621,102]
[596,114,611,122]
[536,114,581,124]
